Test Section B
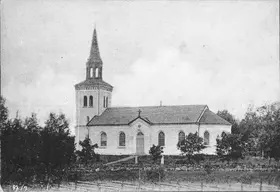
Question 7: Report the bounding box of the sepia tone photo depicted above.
[1,0,280,191]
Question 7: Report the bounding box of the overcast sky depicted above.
[2,0,279,131]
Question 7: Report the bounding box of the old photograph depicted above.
[1,0,280,191]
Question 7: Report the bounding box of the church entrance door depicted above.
[136,132,144,155]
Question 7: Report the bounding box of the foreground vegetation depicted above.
[1,96,280,188]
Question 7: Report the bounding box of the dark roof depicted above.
[88,28,103,64]
[89,105,212,126]
[199,109,231,125]
[75,79,113,91]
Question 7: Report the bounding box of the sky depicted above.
[1,0,279,132]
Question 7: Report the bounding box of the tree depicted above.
[217,110,239,134]
[0,96,8,126]
[0,96,8,186]
[257,104,280,160]
[40,112,76,178]
[1,114,35,183]
[177,132,206,160]
[1,104,77,184]
[216,132,244,161]
[238,106,262,156]
[149,145,163,163]
[23,114,42,167]
[76,136,99,165]
[237,104,280,159]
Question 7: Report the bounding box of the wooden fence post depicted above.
[259,178,263,191]
[135,156,138,164]
[161,155,164,165]
[201,181,203,192]
[241,182,243,191]
[177,181,181,191]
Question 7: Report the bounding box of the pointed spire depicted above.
[88,27,102,64]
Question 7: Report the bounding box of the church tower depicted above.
[75,28,113,133]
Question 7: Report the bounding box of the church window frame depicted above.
[178,131,185,142]
[89,95,93,107]
[90,67,94,78]
[204,131,210,145]
[100,132,107,147]
[95,68,99,78]
[106,97,108,108]
[83,96,87,107]
[119,132,126,147]
[158,131,165,147]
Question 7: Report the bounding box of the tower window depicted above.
[89,96,93,107]
[158,131,165,146]
[101,132,107,147]
[103,96,108,108]
[90,68,93,78]
[119,132,126,146]
[83,96,87,107]
[95,68,99,78]
[204,131,210,145]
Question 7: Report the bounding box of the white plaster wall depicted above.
[86,120,152,155]
[199,124,232,154]
[149,124,199,155]
[75,120,231,155]
[75,89,112,126]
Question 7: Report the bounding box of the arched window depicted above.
[178,131,185,142]
[158,131,165,146]
[106,97,108,108]
[87,116,90,123]
[101,132,107,147]
[204,131,210,145]
[95,68,99,78]
[89,96,93,107]
[103,96,105,108]
[90,68,93,78]
[119,132,125,146]
[83,96,87,107]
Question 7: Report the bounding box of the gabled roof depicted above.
[128,116,152,125]
[199,109,231,125]
[88,105,209,126]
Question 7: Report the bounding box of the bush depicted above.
[145,167,165,182]
[239,173,253,184]
[204,161,213,175]
[175,159,188,164]
[149,145,163,163]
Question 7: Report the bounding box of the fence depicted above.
[59,180,280,191]
[5,180,280,191]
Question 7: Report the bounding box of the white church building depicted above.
[75,28,231,155]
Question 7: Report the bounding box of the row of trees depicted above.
[216,104,280,161]
[0,97,78,184]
